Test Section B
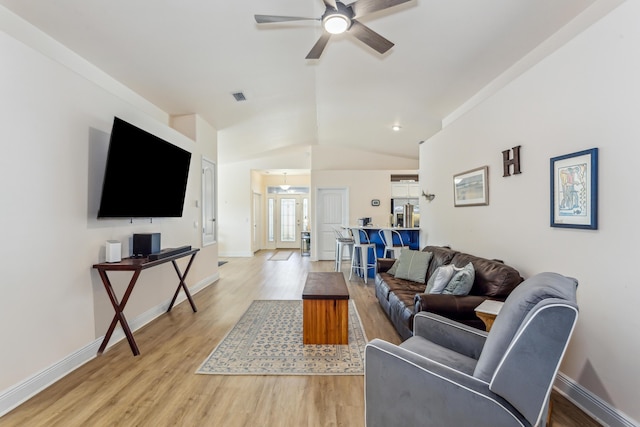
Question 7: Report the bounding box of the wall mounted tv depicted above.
[97,117,192,218]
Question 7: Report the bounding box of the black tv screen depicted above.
[97,117,192,218]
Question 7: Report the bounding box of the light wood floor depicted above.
[1,251,601,427]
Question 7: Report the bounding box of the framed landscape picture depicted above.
[550,148,598,229]
[453,166,489,207]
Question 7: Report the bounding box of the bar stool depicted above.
[378,229,406,259]
[349,228,377,284]
[333,227,354,272]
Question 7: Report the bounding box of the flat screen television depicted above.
[97,117,192,218]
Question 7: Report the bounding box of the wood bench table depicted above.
[302,272,350,345]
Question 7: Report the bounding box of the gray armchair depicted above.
[365,272,578,427]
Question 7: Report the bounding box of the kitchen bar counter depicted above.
[348,226,420,258]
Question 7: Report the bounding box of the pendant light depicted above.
[280,172,291,191]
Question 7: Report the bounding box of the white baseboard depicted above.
[555,373,638,427]
[0,273,218,418]
[218,251,254,257]
[0,339,100,418]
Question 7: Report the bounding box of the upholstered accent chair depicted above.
[365,272,578,427]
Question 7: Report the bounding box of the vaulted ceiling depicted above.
[1,0,604,163]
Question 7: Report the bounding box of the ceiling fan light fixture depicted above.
[323,13,350,34]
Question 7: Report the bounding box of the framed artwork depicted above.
[550,148,598,229]
[453,166,489,207]
[371,199,380,206]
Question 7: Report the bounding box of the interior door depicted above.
[252,192,263,253]
[316,188,348,260]
[201,157,216,246]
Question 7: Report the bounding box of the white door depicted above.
[266,193,309,250]
[276,195,304,249]
[252,192,263,253]
[316,188,349,260]
[201,158,216,246]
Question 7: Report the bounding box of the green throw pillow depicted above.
[394,250,432,284]
[387,259,400,275]
[443,262,475,295]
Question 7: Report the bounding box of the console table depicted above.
[92,248,199,356]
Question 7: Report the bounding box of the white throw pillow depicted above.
[426,264,457,294]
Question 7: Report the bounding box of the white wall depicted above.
[311,169,418,261]
[218,163,252,256]
[217,145,311,257]
[216,109,420,257]
[419,2,639,424]
[312,170,418,227]
[311,144,419,170]
[217,138,420,257]
[0,9,218,413]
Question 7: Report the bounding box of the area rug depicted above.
[196,300,368,375]
[268,251,293,261]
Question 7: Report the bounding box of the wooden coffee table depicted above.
[302,272,350,345]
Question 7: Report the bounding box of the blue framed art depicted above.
[550,148,598,229]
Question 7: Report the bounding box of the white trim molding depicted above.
[555,373,638,427]
[0,273,218,417]
[218,251,256,257]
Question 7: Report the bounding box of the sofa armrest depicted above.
[365,339,524,427]
[414,293,487,320]
[376,258,396,273]
[412,312,487,360]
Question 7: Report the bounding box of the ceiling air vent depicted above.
[232,92,247,102]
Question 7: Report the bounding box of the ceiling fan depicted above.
[255,0,410,59]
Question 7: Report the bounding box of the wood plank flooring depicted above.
[0,251,601,427]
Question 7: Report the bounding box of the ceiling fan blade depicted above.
[255,14,318,23]
[350,0,411,18]
[349,20,394,54]
[323,0,338,9]
[306,33,332,59]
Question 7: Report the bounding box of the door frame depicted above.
[265,193,309,250]
[314,187,349,261]
[276,194,305,249]
[252,192,263,253]
[201,157,216,246]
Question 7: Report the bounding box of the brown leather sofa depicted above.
[374,245,524,340]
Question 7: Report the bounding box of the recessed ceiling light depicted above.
[392,125,402,131]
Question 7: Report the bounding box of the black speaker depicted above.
[133,233,161,257]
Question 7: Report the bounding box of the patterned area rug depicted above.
[268,251,293,261]
[196,300,368,375]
